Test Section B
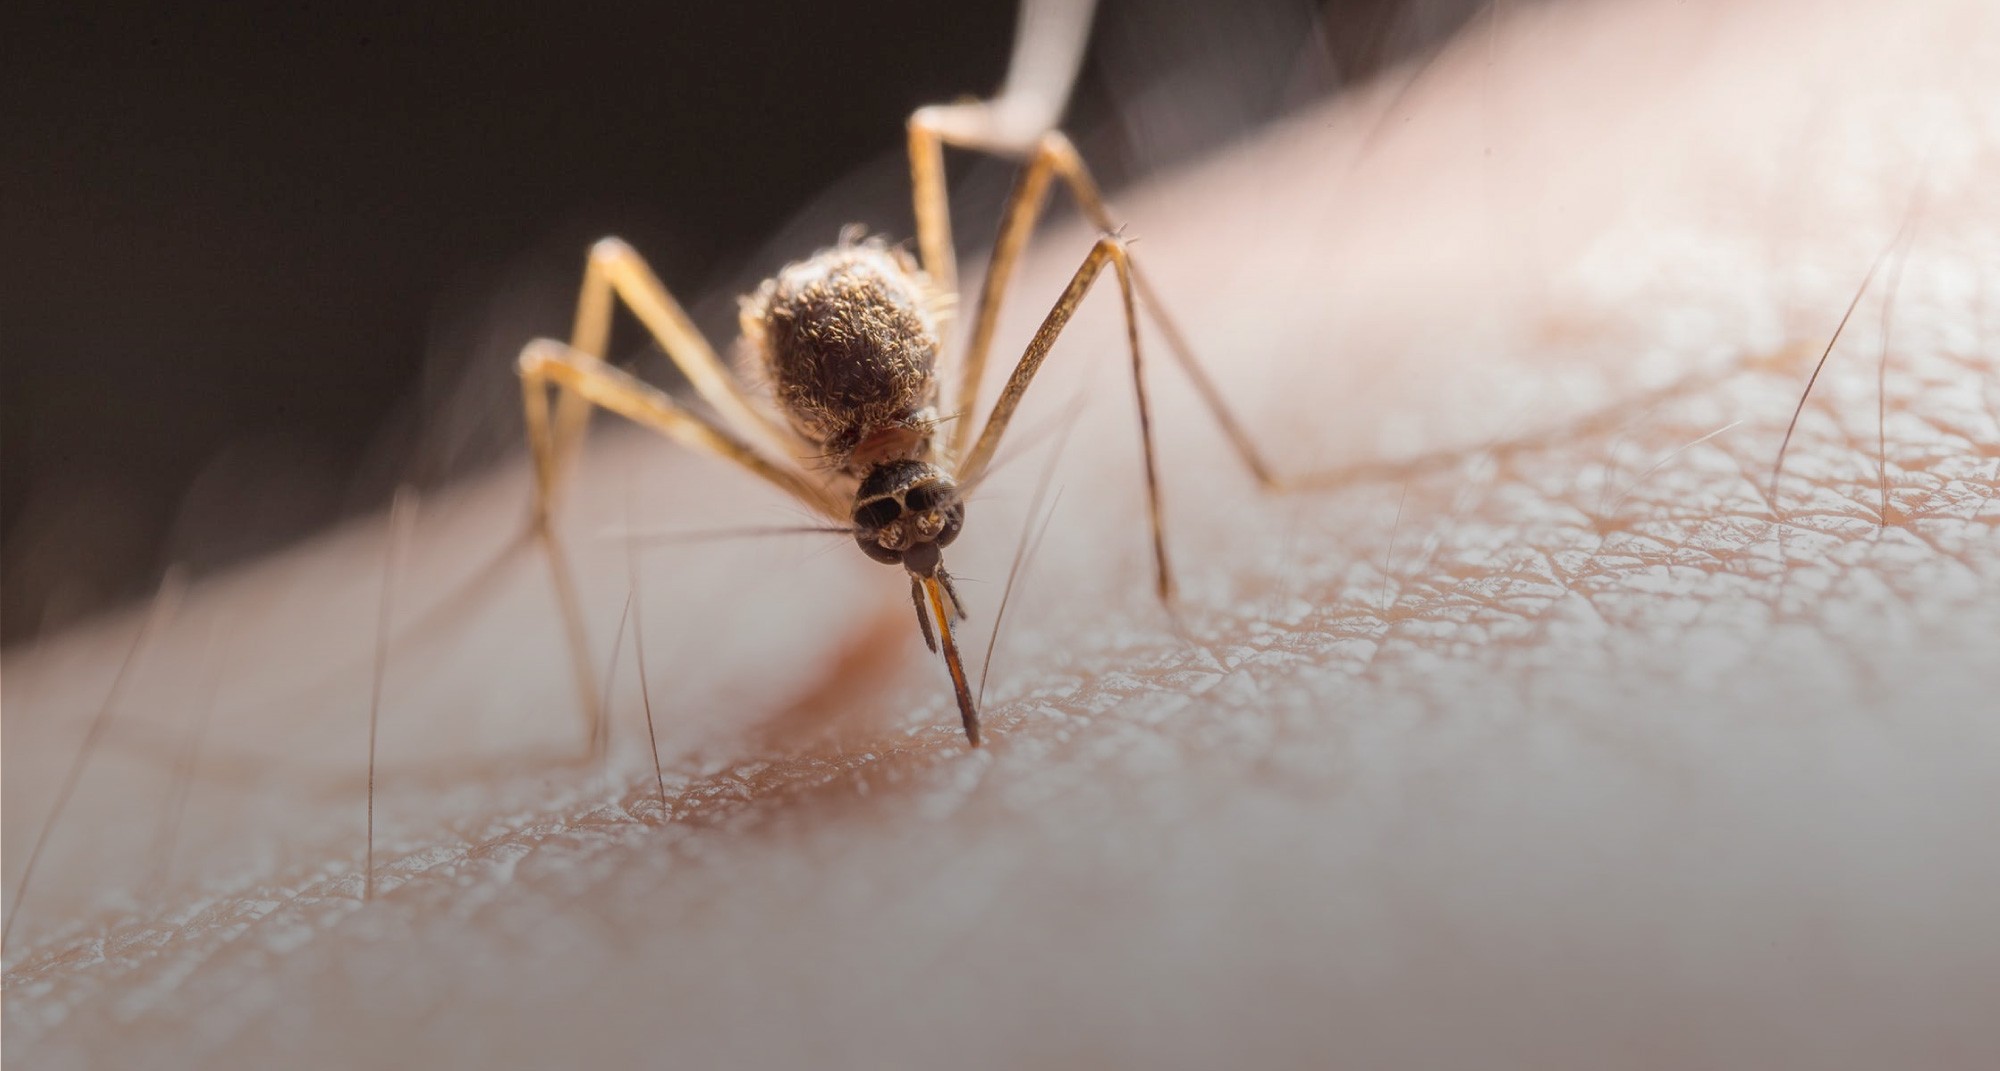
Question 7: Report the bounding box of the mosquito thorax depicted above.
[851,458,964,571]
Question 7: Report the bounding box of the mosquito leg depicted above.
[958,236,1176,603]
[540,525,603,746]
[537,240,807,529]
[520,340,842,520]
[547,239,805,487]
[908,126,1069,462]
[1126,265,1295,491]
[908,108,1300,500]
[900,0,1334,496]
[905,114,960,319]
[1040,156,1304,493]
[904,0,1100,319]
[1058,158,1452,494]
[518,339,842,743]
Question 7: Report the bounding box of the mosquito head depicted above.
[851,458,964,573]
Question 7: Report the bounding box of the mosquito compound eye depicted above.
[852,496,902,530]
[855,530,904,565]
[935,504,964,547]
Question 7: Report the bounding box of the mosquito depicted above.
[516,0,1308,747]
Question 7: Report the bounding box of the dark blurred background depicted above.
[2,0,1483,644]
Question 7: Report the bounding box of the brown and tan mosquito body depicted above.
[517,25,1313,748]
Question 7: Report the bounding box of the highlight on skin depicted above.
[5,0,2000,1066]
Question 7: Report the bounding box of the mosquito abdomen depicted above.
[741,237,945,471]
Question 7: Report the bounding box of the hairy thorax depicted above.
[739,237,947,476]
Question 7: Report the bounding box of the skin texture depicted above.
[5,0,2000,1066]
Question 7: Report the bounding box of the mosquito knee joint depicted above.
[588,236,634,263]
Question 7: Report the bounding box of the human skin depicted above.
[5,0,1999,1066]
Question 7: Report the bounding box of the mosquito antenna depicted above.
[4,565,186,954]
[955,391,1092,504]
[608,523,857,547]
[365,486,418,902]
[976,398,1085,707]
[989,0,1099,147]
[978,488,1063,710]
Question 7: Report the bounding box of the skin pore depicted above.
[6,0,1999,1066]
